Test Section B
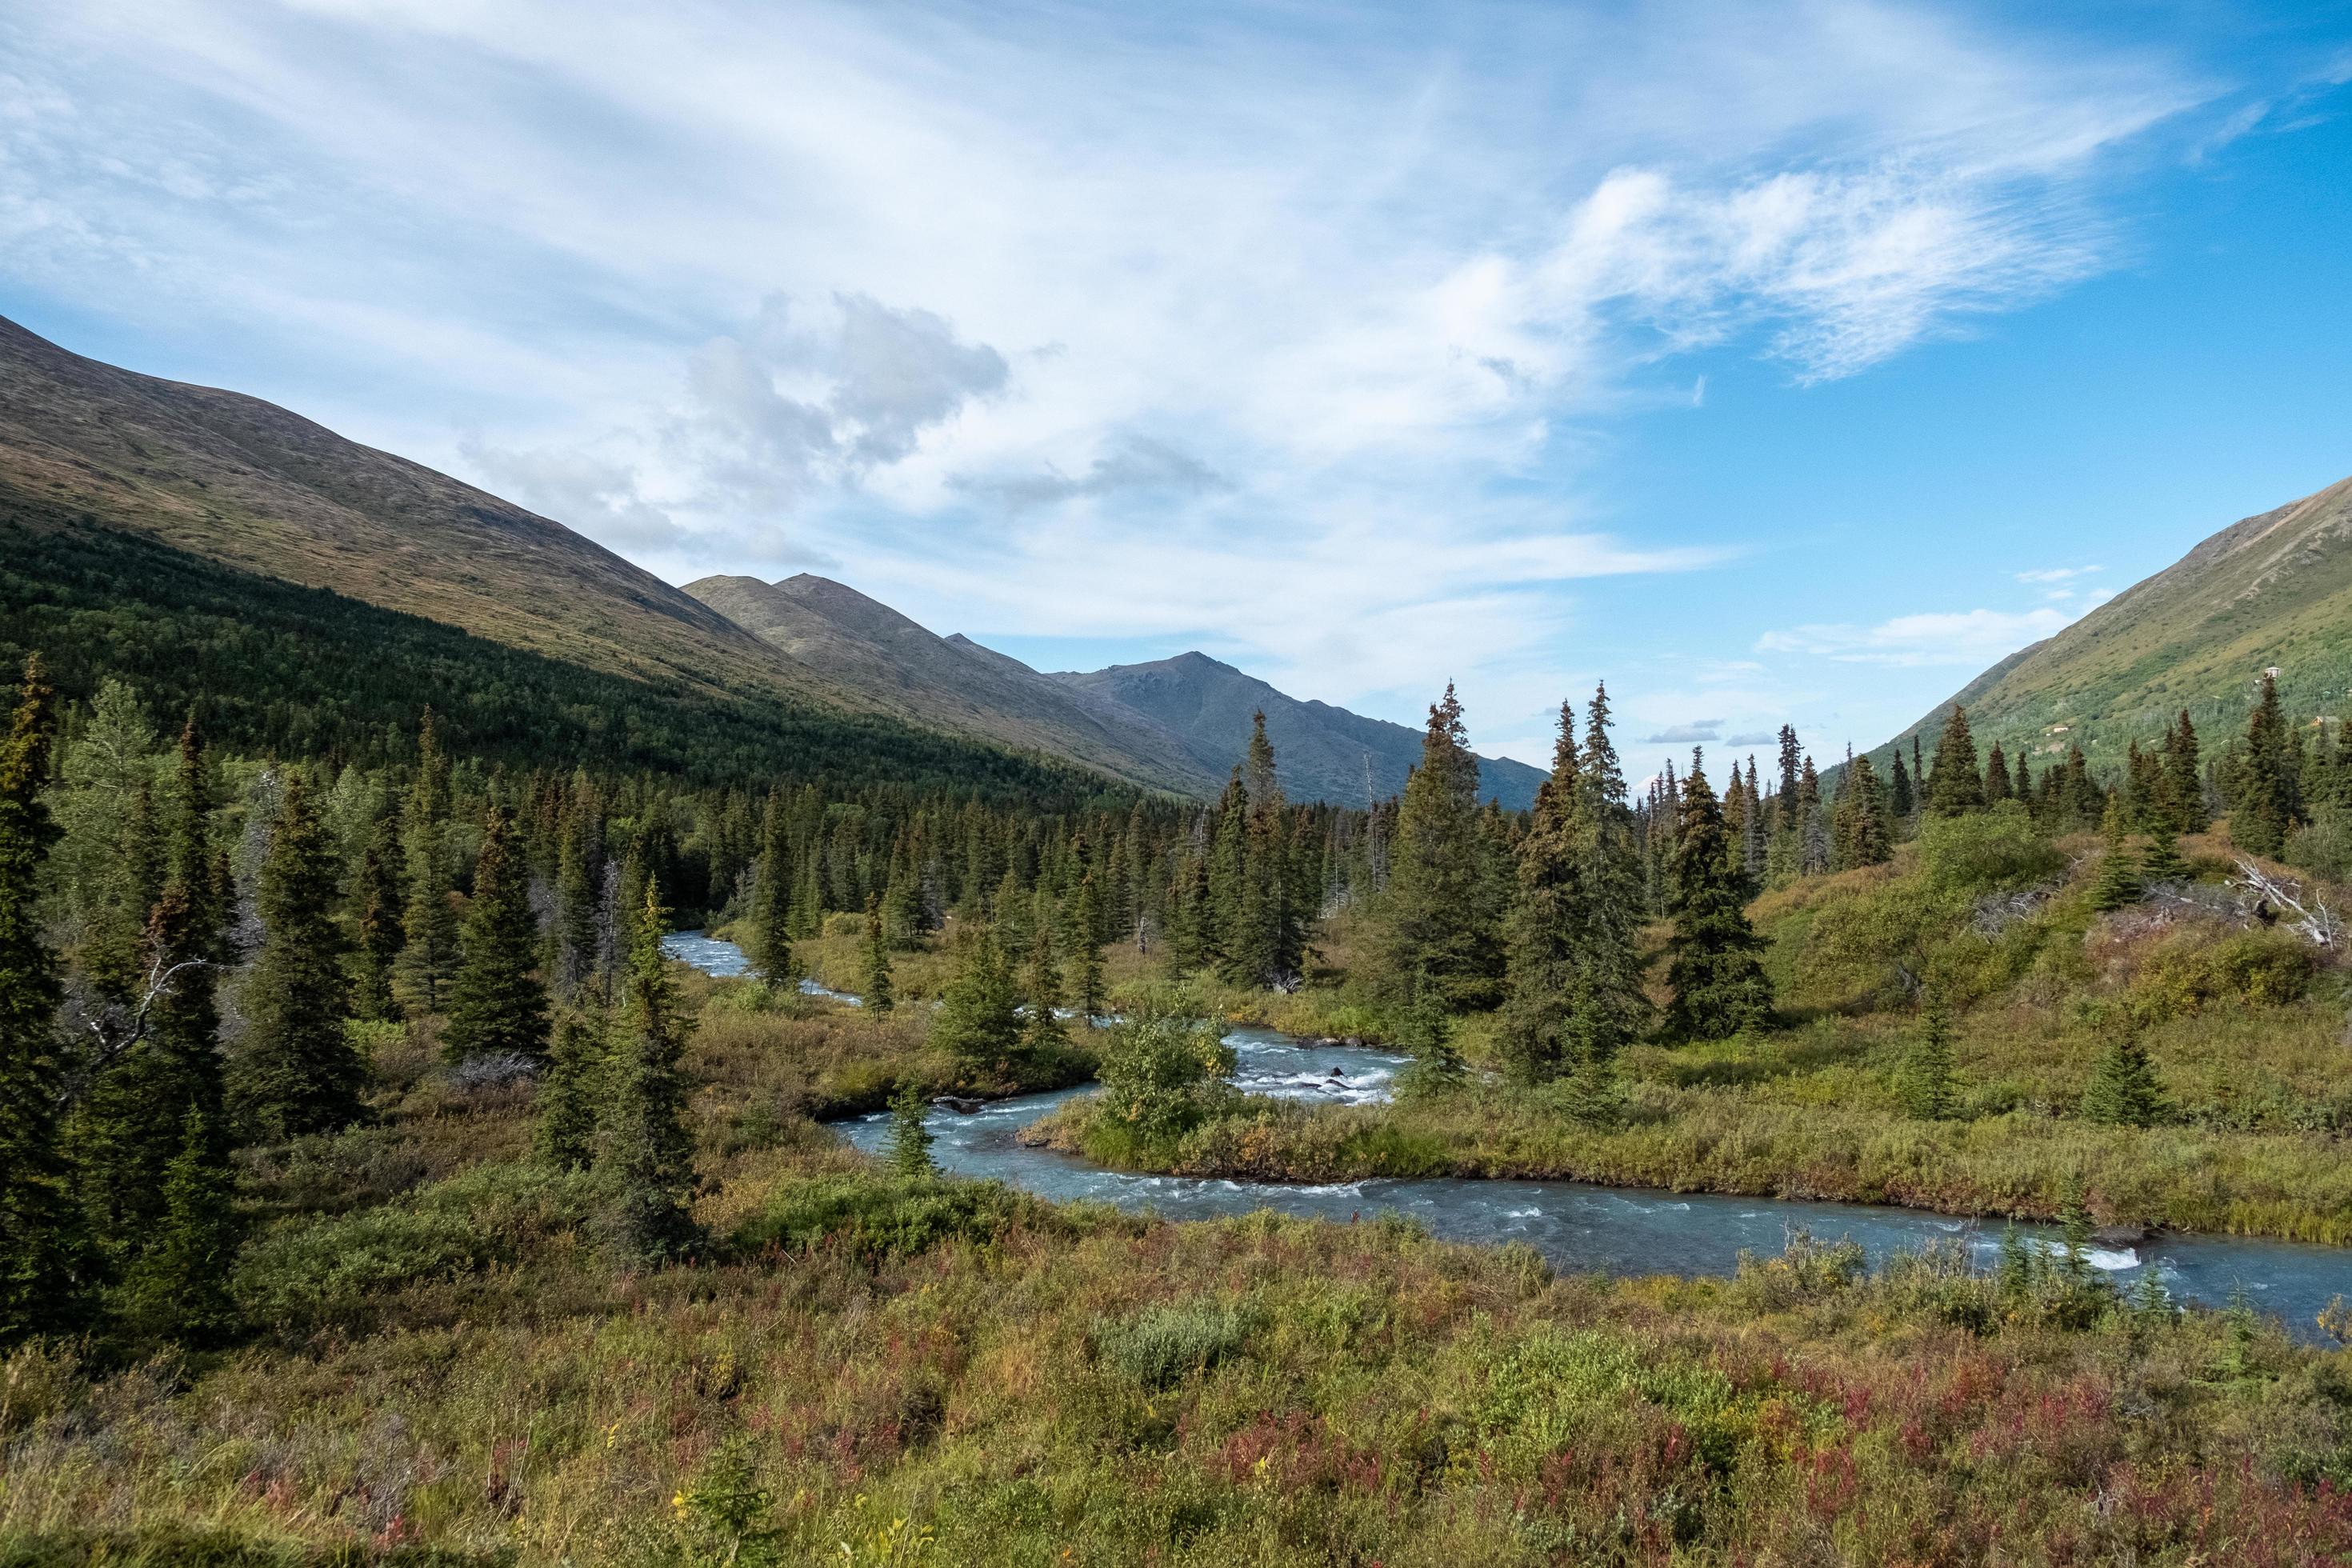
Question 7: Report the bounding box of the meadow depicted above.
[6,971,2352,1566]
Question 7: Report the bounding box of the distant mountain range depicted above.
[1873,473,2352,770]
[0,313,1539,806]
[1050,652,1543,809]
[686,574,1546,809]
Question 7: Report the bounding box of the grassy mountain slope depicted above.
[684,574,1218,795]
[0,314,844,706]
[1055,652,1547,810]
[1874,473,2352,769]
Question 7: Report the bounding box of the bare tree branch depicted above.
[58,953,215,1110]
[2229,858,2342,950]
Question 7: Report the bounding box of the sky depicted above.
[6,0,2351,785]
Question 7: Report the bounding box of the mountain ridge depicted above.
[683,573,1217,794]
[1053,650,1547,810]
[688,576,1546,808]
[1870,471,2352,771]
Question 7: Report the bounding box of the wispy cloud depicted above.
[1757,606,2073,666]
[949,435,1230,509]
[1642,719,1726,743]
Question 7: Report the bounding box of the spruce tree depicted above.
[1241,713,1302,987]
[551,799,602,1001]
[81,715,232,1267]
[350,794,407,1020]
[1776,726,1802,834]
[861,894,895,1022]
[54,679,162,1003]
[2140,820,2191,886]
[1378,684,1502,1010]
[886,1080,935,1177]
[1207,769,1254,984]
[596,889,700,1263]
[992,863,1033,958]
[394,713,461,1014]
[1899,993,1960,1119]
[1926,706,1986,817]
[0,657,79,1341]
[932,927,1023,1073]
[1070,874,1107,1019]
[1837,752,1892,867]
[746,790,795,990]
[1664,751,1772,1041]
[535,1009,603,1169]
[1889,753,1914,821]
[2234,672,2295,856]
[1984,742,2012,804]
[441,806,550,1062]
[231,770,365,1140]
[1563,684,1649,1066]
[1798,756,1830,874]
[118,1105,240,1346]
[2081,1032,2169,1127]
[2164,710,2206,832]
[1498,700,1580,1084]
[2090,792,2142,912]
[1021,923,1068,1056]
[1394,983,1466,1098]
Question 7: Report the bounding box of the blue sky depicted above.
[5,0,2350,783]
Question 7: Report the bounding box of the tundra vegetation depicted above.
[5,655,2352,1562]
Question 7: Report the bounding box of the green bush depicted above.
[1092,1298,1255,1389]
[1094,991,1238,1142]
[234,1207,484,1330]
[2129,930,2318,1022]
[1730,1228,1866,1309]
[730,1173,1072,1262]
[234,1164,603,1330]
[1919,803,2066,895]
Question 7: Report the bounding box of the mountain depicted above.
[1055,652,1547,810]
[686,578,1546,807]
[0,311,1540,806]
[683,574,1218,794]
[1874,473,2352,770]
[0,314,844,707]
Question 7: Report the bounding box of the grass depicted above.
[8,1150,2351,1563]
[11,944,2352,1563]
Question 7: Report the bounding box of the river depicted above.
[666,930,2351,1342]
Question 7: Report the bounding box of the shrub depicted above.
[2128,930,2318,1023]
[1919,803,2066,896]
[234,1164,603,1330]
[1094,991,1237,1142]
[234,1206,483,1330]
[1730,1227,1866,1309]
[1093,1298,1254,1389]
[730,1172,1066,1262]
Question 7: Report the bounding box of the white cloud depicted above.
[458,438,683,552]
[0,0,2211,734]
[949,435,1230,509]
[1757,606,2073,666]
[1642,719,1726,743]
[2015,564,2103,582]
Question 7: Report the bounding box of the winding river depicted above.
[666,930,2352,1342]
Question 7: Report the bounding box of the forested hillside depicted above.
[0,314,845,708]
